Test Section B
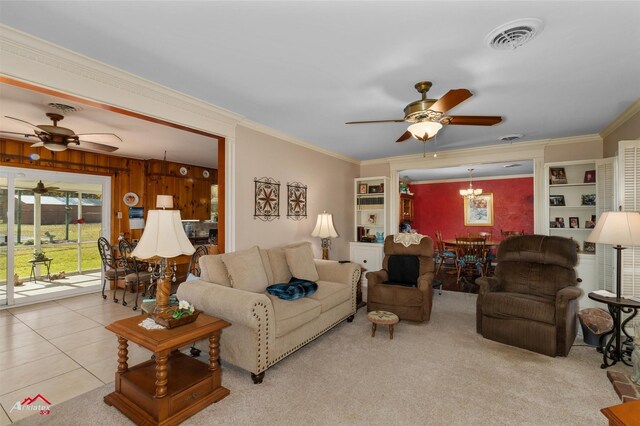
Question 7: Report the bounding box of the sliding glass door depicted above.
[0,167,110,306]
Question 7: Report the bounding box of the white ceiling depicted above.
[0,1,639,165]
[401,160,534,182]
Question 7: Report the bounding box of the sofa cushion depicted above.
[267,294,322,337]
[307,280,351,313]
[266,278,318,301]
[221,246,269,293]
[286,243,319,282]
[259,248,274,284]
[199,254,231,287]
[482,292,555,325]
[266,242,309,284]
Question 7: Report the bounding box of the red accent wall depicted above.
[410,177,534,241]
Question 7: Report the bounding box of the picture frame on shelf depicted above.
[549,167,567,184]
[549,195,566,206]
[368,185,382,194]
[368,214,377,224]
[581,194,596,206]
[585,214,596,229]
[555,217,565,228]
[583,170,596,183]
[549,221,558,228]
[569,217,579,228]
[583,241,596,253]
[358,183,368,194]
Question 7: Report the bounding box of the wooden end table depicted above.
[104,313,231,425]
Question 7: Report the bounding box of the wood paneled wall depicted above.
[145,159,217,220]
[0,138,216,244]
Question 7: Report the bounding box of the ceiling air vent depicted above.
[499,133,524,142]
[486,19,544,50]
[46,102,82,113]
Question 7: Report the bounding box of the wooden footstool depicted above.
[368,310,399,339]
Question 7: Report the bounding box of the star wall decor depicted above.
[254,177,280,221]
[287,182,307,220]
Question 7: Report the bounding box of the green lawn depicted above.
[0,223,103,280]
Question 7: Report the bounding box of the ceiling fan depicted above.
[31,181,60,194]
[346,81,502,142]
[2,113,121,152]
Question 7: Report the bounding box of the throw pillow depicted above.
[185,273,199,282]
[198,255,231,287]
[285,243,319,282]
[266,278,318,301]
[221,246,269,293]
[385,255,419,287]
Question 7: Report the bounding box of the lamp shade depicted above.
[311,212,338,239]
[586,211,640,246]
[407,121,443,140]
[156,195,174,209]
[132,210,195,259]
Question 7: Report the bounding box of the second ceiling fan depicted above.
[346,81,502,142]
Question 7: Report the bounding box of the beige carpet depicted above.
[15,291,627,425]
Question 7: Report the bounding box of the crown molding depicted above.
[600,98,640,139]
[239,119,360,165]
[361,133,602,168]
[0,24,242,137]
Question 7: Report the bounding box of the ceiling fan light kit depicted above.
[408,121,443,141]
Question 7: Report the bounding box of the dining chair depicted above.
[455,237,487,285]
[468,231,492,240]
[119,238,153,311]
[434,231,457,279]
[97,237,127,302]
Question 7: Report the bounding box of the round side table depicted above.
[367,310,399,339]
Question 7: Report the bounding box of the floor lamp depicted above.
[586,211,640,300]
[312,211,338,260]
[132,196,195,317]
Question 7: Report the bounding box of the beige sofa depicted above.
[176,242,361,383]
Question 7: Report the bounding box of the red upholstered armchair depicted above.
[366,235,435,322]
[476,235,582,357]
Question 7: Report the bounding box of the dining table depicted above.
[443,239,500,249]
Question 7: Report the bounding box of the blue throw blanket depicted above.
[267,278,318,301]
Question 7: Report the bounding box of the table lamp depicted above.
[311,211,338,260]
[586,211,640,299]
[132,196,194,316]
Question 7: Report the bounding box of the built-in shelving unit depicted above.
[353,176,389,243]
[544,160,597,255]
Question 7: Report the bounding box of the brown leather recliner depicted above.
[366,235,435,322]
[476,235,582,357]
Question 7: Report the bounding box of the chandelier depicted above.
[460,168,483,199]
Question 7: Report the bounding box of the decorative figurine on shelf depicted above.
[632,320,640,384]
[400,176,410,194]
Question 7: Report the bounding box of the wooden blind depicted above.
[618,140,640,297]
[596,158,616,292]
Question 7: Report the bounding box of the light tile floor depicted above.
[0,290,142,424]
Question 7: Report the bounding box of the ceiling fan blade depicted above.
[442,115,502,126]
[345,119,405,124]
[0,130,38,138]
[428,89,472,114]
[76,139,119,153]
[30,141,44,148]
[74,133,123,143]
[4,116,41,131]
[395,131,413,143]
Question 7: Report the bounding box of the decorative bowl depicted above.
[150,308,201,329]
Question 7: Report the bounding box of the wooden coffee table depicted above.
[104,313,231,425]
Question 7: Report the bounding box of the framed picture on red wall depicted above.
[464,193,494,226]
